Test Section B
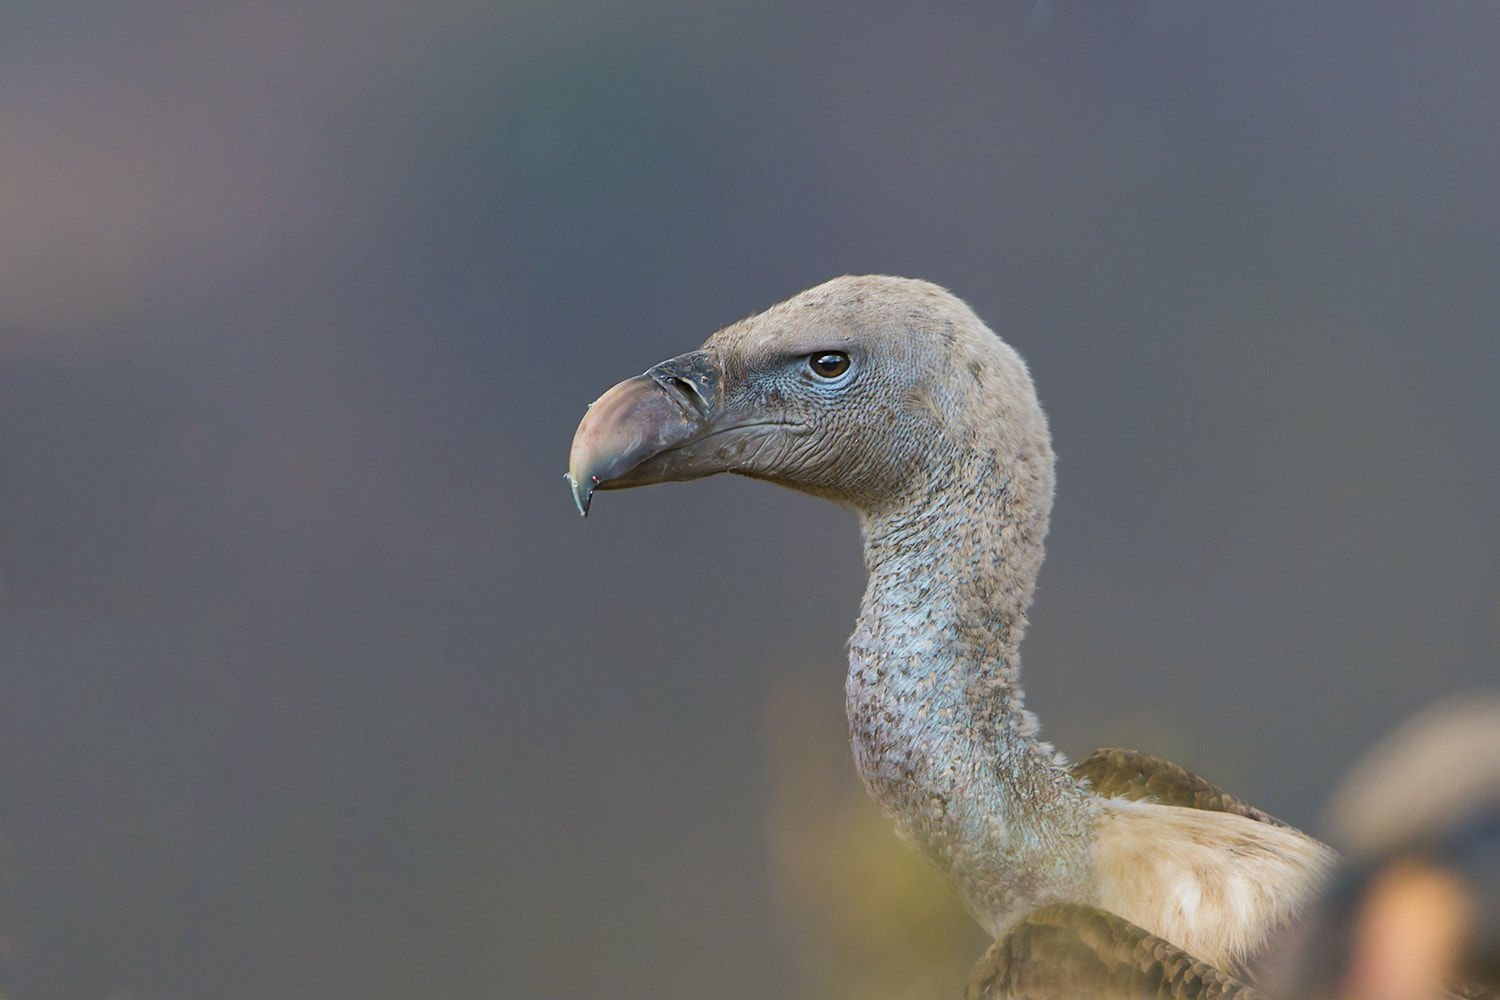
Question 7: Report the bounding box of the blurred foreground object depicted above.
[1276,694,1500,1000]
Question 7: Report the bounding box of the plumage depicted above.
[967,903,1267,1000]
[1073,750,1290,828]
[1091,797,1331,975]
[568,276,1334,994]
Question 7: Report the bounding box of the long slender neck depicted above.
[845,449,1098,934]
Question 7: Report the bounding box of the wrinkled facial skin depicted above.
[700,330,933,504]
[568,284,958,516]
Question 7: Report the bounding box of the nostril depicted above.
[665,375,708,412]
[646,351,721,416]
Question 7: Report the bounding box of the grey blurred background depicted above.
[0,2,1497,998]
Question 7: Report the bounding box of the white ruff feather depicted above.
[1093,798,1337,971]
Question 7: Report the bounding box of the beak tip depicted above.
[566,472,593,517]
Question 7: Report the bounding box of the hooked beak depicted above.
[567,350,725,516]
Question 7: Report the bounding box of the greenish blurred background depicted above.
[0,3,1497,997]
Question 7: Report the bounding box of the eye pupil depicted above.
[810,352,850,378]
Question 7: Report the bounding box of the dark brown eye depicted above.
[808,352,851,379]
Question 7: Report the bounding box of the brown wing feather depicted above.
[1073,748,1291,828]
[966,903,1268,1000]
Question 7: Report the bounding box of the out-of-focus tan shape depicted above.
[1275,693,1500,1000]
[1342,860,1472,1000]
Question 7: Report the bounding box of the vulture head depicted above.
[568,275,1054,526]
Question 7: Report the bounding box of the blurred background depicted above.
[0,2,1497,998]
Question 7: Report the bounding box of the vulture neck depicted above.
[845,449,1097,935]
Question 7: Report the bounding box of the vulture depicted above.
[568,276,1335,997]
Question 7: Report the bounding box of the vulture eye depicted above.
[808,352,851,379]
